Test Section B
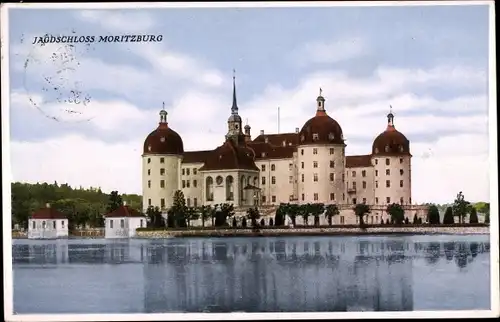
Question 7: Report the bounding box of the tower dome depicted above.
[143,107,184,155]
[372,108,410,156]
[298,88,345,145]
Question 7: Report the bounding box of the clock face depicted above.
[160,137,165,142]
[216,176,223,185]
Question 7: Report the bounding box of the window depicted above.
[62,220,65,228]
[342,173,345,182]
[289,163,293,171]
[301,193,305,201]
[261,177,266,185]
[340,216,345,224]
[301,174,304,182]
[271,164,276,171]
[262,196,266,203]
[301,162,304,169]
[386,197,391,204]
[353,198,357,204]
[352,171,356,177]
[386,158,390,165]
[409,197,412,204]
[386,169,390,175]
[193,180,197,187]
[329,173,334,181]
[362,181,367,189]
[194,198,198,207]
[375,197,379,204]
[362,198,366,204]
[148,198,152,206]
[148,180,151,188]
[160,157,165,164]
[375,159,378,165]
[271,176,276,184]
[186,180,190,188]
[261,165,266,171]
[375,181,378,188]
[362,170,366,177]
[329,148,334,155]
[193,168,197,175]
[147,158,151,164]
[110,220,113,229]
[375,170,378,176]
[330,160,335,168]
[272,196,276,203]
[352,181,357,189]
[187,198,191,207]
[186,168,190,176]
[148,169,151,176]
[313,173,318,182]
[182,180,186,188]
[160,180,165,188]
[289,176,293,183]
[400,197,404,204]
[313,148,318,155]
[343,193,345,201]
[182,168,185,175]
[400,158,403,164]
[161,198,165,209]
[330,193,335,201]
[400,180,404,187]
[160,168,165,175]
[312,133,319,141]
[386,180,390,188]
[313,161,318,168]
[53,221,56,229]
[314,193,319,201]
[120,219,125,228]
[400,169,404,175]
[301,149,304,155]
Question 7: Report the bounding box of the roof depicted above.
[182,150,213,164]
[252,132,299,147]
[247,142,296,160]
[298,112,345,146]
[372,125,411,156]
[199,139,259,171]
[31,207,67,220]
[346,155,372,168]
[143,122,184,155]
[104,205,145,218]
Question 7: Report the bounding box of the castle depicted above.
[141,75,427,225]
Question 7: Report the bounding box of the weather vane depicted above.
[319,87,323,96]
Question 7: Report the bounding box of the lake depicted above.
[11,234,490,314]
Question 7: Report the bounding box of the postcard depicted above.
[1,1,498,321]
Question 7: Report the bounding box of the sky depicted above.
[6,3,492,204]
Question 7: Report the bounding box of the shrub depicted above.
[260,218,265,226]
[269,218,274,226]
[427,205,441,224]
[242,217,247,227]
[469,207,479,224]
[443,207,454,224]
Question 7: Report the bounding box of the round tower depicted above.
[297,89,346,205]
[142,106,184,212]
[371,107,412,209]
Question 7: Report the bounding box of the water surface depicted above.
[12,234,491,313]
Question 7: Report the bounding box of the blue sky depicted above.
[6,3,492,204]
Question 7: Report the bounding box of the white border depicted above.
[1,1,498,321]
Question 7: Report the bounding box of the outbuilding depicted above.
[28,203,68,239]
[104,203,147,239]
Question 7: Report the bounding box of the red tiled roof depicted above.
[299,113,345,146]
[31,207,67,220]
[104,205,145,218]
[143,123,184,155]
[182,150,213,164]
[372,125,411,156]
[199,139,259,171]
[346,155,373,168]
[247,142,296,160]
[252,132,299,147]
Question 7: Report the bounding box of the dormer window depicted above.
[264,137,269,143]
[312,133,319,141]
[261,152,266,157]
[282,141,286,147]
[148,145,152,151]
[375,148,379,154]
[160,137,165,142]
[328,133,335,141]
[385,145,390,152]
[219,155,222,160]
[300,135,305,142]
[399,145,404,152]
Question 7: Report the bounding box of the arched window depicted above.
[206,176,214,201]
[240,176,247,202]
[42,221,46,229]
[226,175,234,201]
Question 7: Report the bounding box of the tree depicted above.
[288,204,299,226]
[232,217,237,227]
[106,191,123,213]
[325,204,340,226]
[427,204,441,224]
[485,212,490,224]
[146,206,164,228]
[452,191,469,224]
[469,207,479,224]
[387,203,405,225]
[404,217,409,224]
[219,203,235,226]
[198,205,211,227]
[242,217,247,227]
[246,207,260,229]
[269,218,274,226]
[299,204,311,226]
[311,203,325,226]
[412,214,418,224]
[260,218,265,226]
[354,204,371,227]
[275,204,286,226]
[171,190,188,227]
[210,204,218,226]
[443,206,454,224]
[186,207,199,227]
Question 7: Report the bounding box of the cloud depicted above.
[78,10,157,32]
[294,37,369,65]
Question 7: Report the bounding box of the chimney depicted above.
[260,130,264,135]
[295,128,299,133]
[46,203,50,208]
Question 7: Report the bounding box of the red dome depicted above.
[143,110,184,155]
[372,112,410,156]
[299,109,344,146]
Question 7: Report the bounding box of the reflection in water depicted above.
[12,236,490,313]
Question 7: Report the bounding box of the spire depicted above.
[231,69,238,115]
[386,105,395,131]
[159,102,168,126]
[316,87,326,116]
